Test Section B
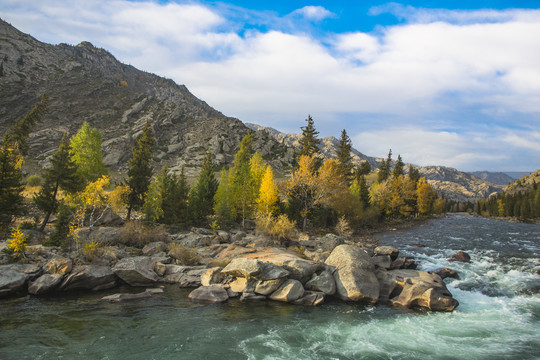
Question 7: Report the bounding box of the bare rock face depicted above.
[325,245,380,303]
[60,265,117,291]
[43,255,72,275]
[112,257,160,286]
[188,285,229,303]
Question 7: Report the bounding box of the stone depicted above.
[102,288,164,302]
[154,262,167,277]
[161,265,208,287]
[142,242,168,256]
[216,230,230,243]
[390,257,418,270]
[305,270,336,295]
[254,278,286,296]
[0,268,30,297]
[188,285,228,303]
[315,234,344,252]
[372,255,392,270]
[60,265,117,291]
[373,246,400,261]
[386,269,459,312]
[222,257,289,281]
[28,274,64,295]
[229,277,257,293]
[292,291,325,306]
[94,208,124,227]
[240,292,266,301]
[435,268,459,279]
[178,233,213,247]
[112,256,160,286]
[201,267,225,286]
[325,245,380,303]
[79,227,122,245]
[448,251,471,262]
[269,279,305,302]
[43,255,72,275]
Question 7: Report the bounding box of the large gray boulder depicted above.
[160,265,208,287]
[0,264,41,297]
[269,279,305,302]
[325,245,380,303]
[43,255,72,275]
[222,257,289,281]
[305,269,336,295]
[292,291,325,306]
[188,285,229,303]
[60,265,117,291]
[373,246,399,260]
[112,256,160,286]
[28,274,64,295]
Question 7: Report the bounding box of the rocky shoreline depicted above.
[0,227,459,312]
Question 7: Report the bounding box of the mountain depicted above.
[503,169,540,195]
[504,172,532,180]
[0,18,293,177]
[468,171,515,186]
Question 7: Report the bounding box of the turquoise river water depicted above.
[1,214,539,359]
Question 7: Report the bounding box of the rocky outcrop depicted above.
[28,274,63,295]
[0,264,41,297]
[112,256,160,286]
[59,265,117,291]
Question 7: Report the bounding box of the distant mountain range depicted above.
[0,18,517,202]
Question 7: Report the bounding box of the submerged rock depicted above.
[448,251,471,263]
[435,268,459,279]
[102,288,163,302]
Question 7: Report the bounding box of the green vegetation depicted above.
[475,182,540,220]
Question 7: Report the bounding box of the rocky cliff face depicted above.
[0,19,293,177]
[469,171,514,186]
[503,170,540,195]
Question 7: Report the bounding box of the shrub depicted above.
[7,226,27,260]
[255,213,297,245]
[335,216,353,238]
[118,222,167,248]
[26,174,42,187]
[82,241,100,262]
[168,243,200,265]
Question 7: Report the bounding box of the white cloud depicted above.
[291,6,335,21]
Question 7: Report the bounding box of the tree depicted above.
[298,115,321,158]
[250,151,266,193]
[34,134,83,231]
[189,151,218,225]
[336,129,353,182]
[355,161,372,179]
[126,121,155,221]
[0,139,24,231]
[407,164,420,185]
[392,154,405,178]
[230,134,256,228]
[417,178,436,215]
[377,149,392,183]
[256,165,279,216]
[69,121,108,184]
[214,169,234,226]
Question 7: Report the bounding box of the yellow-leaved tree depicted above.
[256,165,278,216]
[417,178,437,215]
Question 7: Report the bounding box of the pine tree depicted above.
[336,129,353,182]
[407,164,420,185]
[377,149,392,183]
[214,169,234,226]
[189,151,218,225]
[0,137,24,232]
[392,154,405,178]
[35,134,83,231]
[355,161,371,179]
[230,134,256,228]
[298,115,321,158]
[358,175,370,209]
[126,121,155,221]
[69,121,108,184]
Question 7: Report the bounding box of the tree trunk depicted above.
[126,205,132,222]
[39,183,59,232]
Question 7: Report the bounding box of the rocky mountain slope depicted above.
[469,171,515,185]
[503,169,540,195]
[0,19,293,177]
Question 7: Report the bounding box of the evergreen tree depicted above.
[230,134,256,228]
[336,129,353,182]
[392,154,405,178]
[358,175,370,209]
[69,121,108,184]
[377,149,392,183]
[189,151,218,225]
[355,161,372,179]
[214,169,234,226]
[126,121,155,221]
[0,137,24,231]
[35,134,83,231]
[407,164,420,185]
[298,115,321,158]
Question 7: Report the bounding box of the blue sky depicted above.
[1,0,539,171]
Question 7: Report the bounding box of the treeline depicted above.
[475,184,540,220]
[1,98,443,250]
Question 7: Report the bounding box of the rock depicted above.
[188,285,228,303]
[229,277,256,293]
[269,279,305,302]
[43,255,72,275]
[201,267,225,286]
[435,268,459,279]
[154,262,167,277]
[79,227,122,245]
[325,245,380,303]
[390,257,418,270]
[386,269,459,312]
[214,245,257,263]
[178,233,213,247]
[28,274,64,295]
[254,278,286,296]
[315,234,344,252]
[231,231,246,243]
[60,265,117,291]
[112,256,160,286]
[240,292,266,301]
[0,264,41,297]
[142,242,168,256]
[216,230,230,243]
[95,208,124,226]
[305,270,336,295]
[102,288,163,302]
[292,291,325,306]
[222,257,289,281]
[373,246,400,261]
[161,265,208,287]
[448,251,471,262]
[226,288,241,298]
[372,255,392,270]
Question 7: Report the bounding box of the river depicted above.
[1,214,538,359]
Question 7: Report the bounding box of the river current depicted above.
[1,214,539,359]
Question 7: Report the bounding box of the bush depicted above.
[255,214,297,245]
[82,241,100,262]
[335,216,353,238]
[118,222,167,248]
[6,226,27,260]
[26,174,42,187]
[168,243,200,265]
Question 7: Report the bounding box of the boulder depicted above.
[385,269,459,312]
[305,270,336,295]
[373,246,399,261]
[142,242,168,256]
[229,277,257,293]
[43,255,72,275]
[28,274,64,295]
[292,291,325,306]
[314,234,344,252]
[239,292,266,302]
[102,288,163,302]
[390,257,417,270]
[201,267,225,286]
[448,251,471,263]
[112,256,160,286]
[161,265,208,287]
[94,208,124,227]
[60,265,117,291]
[0,264,41,297]
[222,257,289,281]
[372,255,392,270]
[178,233,214,247]
[154,262,167,277]
[79,227,122,245]
[254,278,286,296]
[325,245,380,303]
[269,279,305,302]
[188,285,228,303]
[435,268,459,279]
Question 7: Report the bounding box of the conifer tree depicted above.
[377,150,391,183]
[126,121,155,221]
[0,137,24,231]
[392,154,405,178]
[407,164,420,185]
[214,169,234,226]
[355,161,371,179]
[230,134,256,228]
[69,121,108,184]
[189,151,218,225]
[298,115,321,158]
[358,175,370,208]
[35,134,83,231]
[336,129,353,182]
